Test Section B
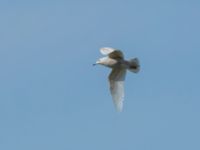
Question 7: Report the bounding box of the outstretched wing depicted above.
[109,67,126,112]
[100,47,124,59]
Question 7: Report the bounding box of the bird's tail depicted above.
[127,58,140,73]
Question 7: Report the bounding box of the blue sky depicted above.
[0,0,200,150]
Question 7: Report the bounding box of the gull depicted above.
[94,47,140,112]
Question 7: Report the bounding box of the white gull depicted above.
[94,47,140,112]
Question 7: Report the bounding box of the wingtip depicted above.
[100,47,115,55]
[116,108,123,112]
[115,102,123,112]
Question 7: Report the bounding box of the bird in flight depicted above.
[94,47,140,112]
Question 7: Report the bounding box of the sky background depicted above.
[0,0,200,150]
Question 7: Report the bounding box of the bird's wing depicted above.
[100,47,115,55]
[109,67,126,112]
[100,47,124,59]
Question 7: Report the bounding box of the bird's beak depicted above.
[93,60,100,66]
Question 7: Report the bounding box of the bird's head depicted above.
[93,57,107,66]
[93,60,101,66]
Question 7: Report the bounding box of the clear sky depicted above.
[0,0,200,150]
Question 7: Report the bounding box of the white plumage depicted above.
[95,47,140,112]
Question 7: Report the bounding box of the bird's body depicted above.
[95,47,140,112]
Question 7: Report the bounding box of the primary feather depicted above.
[109,67,126,112]
[100,47,115,55]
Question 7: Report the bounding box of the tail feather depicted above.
[128,58,140,73]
